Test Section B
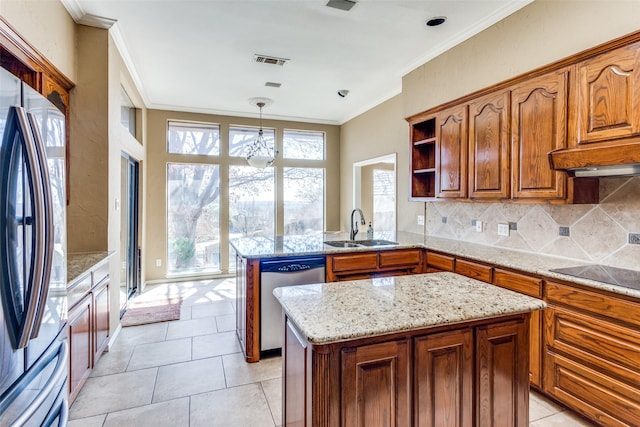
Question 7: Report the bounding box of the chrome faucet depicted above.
[350,208,366,240]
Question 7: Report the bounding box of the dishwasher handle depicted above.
[260,256,325,273]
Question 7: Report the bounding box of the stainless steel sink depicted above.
[323,239,399,248]
[356,239,399,247]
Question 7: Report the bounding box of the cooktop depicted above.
[550,264,640,291]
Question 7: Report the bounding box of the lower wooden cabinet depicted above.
[283,315,531,427]
[544,281,640,426]
[326,249,423,282]
[414,328,473,427]
[493,269,543,388]
[476,320,529,427]
[342,339,411,427]
[67,260,111,404]
[425,251,455,273]
[93,277,110,361]
[68,293,92,404]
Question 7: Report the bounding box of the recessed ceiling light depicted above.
[426,16,447,27]
[337,90,349,98]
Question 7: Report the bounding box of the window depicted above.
[373,168,395,231]
[229,166,275,238]
[167,121,220,155]
[284,168,324,234]
[229,125,275,158]
[120,87,136,137]
[166,163,220,275]
[283,130,324,160]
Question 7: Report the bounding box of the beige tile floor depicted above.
[69,278,596,427]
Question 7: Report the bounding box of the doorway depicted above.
[120,153,140,316]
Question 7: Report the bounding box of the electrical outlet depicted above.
[417,215,425,226]
[475,220,483,232]
[155,258,162,267]
[498,223,509,236]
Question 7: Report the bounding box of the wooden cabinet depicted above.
[476,319,529,427]
[414,328,473,427]
[342,339,411,427]
[493,269,543,388]
[426,251,455,273]
[454,258,493,283]
[511,69,569,201]
[409,116,437,199]
[93,277,110,362]
[326,248,423,282]
[436,105,468,198]
[67,259,111,404]
[544,281,640,426]
[468,90,510,199]
[283,314,532,427]
[574,42,640,144]
[68,294,92,404]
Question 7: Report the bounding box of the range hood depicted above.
[548,140,640,177]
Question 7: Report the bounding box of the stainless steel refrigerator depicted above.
[0,66,68,426]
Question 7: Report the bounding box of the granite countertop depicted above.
[274,272,546,345]
[67,251,114,284]
[231,231,640,299]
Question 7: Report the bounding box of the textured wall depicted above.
[426,177,640,269]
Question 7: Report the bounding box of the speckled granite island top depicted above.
[273,272,546,345]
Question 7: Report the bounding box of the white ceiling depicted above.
[62,0,532,125]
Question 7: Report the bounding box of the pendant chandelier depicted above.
[246,99,278,168]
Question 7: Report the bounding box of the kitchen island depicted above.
[274,272,545,427]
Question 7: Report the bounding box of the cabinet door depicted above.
[93,278,110,363]
[436,105,468,198]
[414,329,473,427]
[575,42,640,144]
[342,339,410,427]
[469,91,510,199]
[511,69,568,200]
[493,269,542,387]
[68,294,92,404]
[476,319,529,427]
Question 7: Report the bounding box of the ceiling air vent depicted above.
[265,82,282,88]
[253,54,289,66]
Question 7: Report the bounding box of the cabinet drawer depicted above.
[546,306,640,386]
[379,249,421,269]
[330,253,378,272]
[426,252,454,272]
[454,259,492,283]
[545,351,640,426]
[67,273,92,309]
[92,261,109,286]
[546,281,640,328]
[493,269,541,298]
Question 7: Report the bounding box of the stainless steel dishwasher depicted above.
[260,256,325,352]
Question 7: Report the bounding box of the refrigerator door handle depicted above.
[13,106,47,349]
[26,112,54,339]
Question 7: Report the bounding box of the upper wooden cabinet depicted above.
[436,105,468,198]
[468,90,510,199]
[511,69,568,200]
[574,42,640,145]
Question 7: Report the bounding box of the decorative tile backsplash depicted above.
[425,176,640,270]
